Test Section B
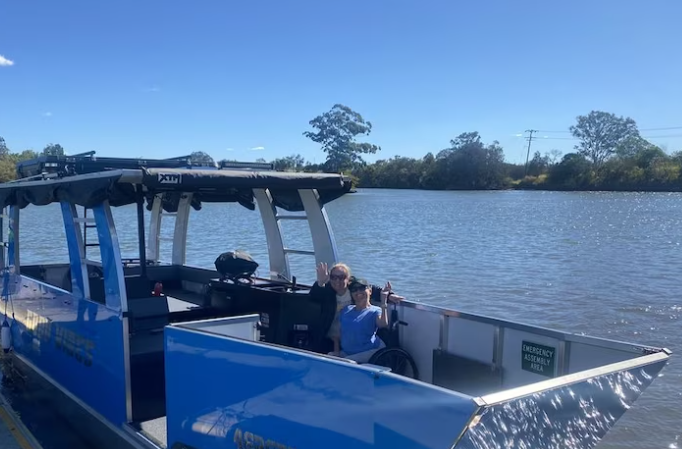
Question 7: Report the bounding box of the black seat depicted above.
[208,280,328,352]
[275,292,326,352]
[62,265,106,304]
[63,268,153,305]
[128,296,170,334]
[125,275,153,300]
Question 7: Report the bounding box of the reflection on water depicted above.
[0,357,94,449]
[456,360,668,449]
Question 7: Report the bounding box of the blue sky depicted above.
[1,0,681,165]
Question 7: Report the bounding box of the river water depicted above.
[4,188,682,449]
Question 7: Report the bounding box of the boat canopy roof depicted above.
[0,154,352,212]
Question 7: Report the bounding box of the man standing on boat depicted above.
[310,262,404,355]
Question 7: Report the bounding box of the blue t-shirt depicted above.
[339,305,382,355]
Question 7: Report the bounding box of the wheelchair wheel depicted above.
[368,347,419,380]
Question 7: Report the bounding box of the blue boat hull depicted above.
[5,275,129,427]
[164,324,480,449]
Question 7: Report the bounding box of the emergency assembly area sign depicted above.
[521,341,556,377]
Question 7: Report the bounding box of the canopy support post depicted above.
[91,201,128,312]
[148,195,162,264]
[171,193,192,265]
[135,187,147,278]
[298,189,339,268]
[7,206,19,276]
[60,202,91,299]
[0,207,5,271]
[253,188,289,280]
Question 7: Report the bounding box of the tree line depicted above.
[1,106,681,191]
[278,106,682,192]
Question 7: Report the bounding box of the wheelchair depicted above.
[367,300,420,380]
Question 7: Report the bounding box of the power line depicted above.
[536,126,682,134]
[517,134,682,141]
[640,126,682,132]
[524,129,537,176]
[540,134,682,140]
[643,134,682,138]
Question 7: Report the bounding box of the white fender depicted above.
[1,318,10,353]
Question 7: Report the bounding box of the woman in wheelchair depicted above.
[330,278,420,379]
[329,278,390,363]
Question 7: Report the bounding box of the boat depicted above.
[0,153,671,449]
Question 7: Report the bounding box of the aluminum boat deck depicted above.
[133,417,167,448]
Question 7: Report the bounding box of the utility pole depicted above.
[524,129,537,177]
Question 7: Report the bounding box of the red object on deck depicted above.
[153,282,163,297]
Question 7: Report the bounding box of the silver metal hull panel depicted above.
[454,352,669,449]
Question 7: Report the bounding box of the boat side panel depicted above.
[179,314,260,340]
[400,304,663,396]
[567,341,636,373]
[399,305,440,383]
[9,277,128,426]
[500,328,562,389]
[371,373,479,449]
[164,327,478,449]
[446,317,495,365]
[454,357,669,449]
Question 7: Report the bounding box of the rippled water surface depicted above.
[6,189,682,449]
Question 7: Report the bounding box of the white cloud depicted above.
[250,146,265,151]
[42,112,53,117]
[0,55,14,67]
[226,148,234,151]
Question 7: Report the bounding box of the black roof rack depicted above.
[15,152,275,179]
[1,152,351,212]
[16,153,191,179]
[219,160,274,171]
